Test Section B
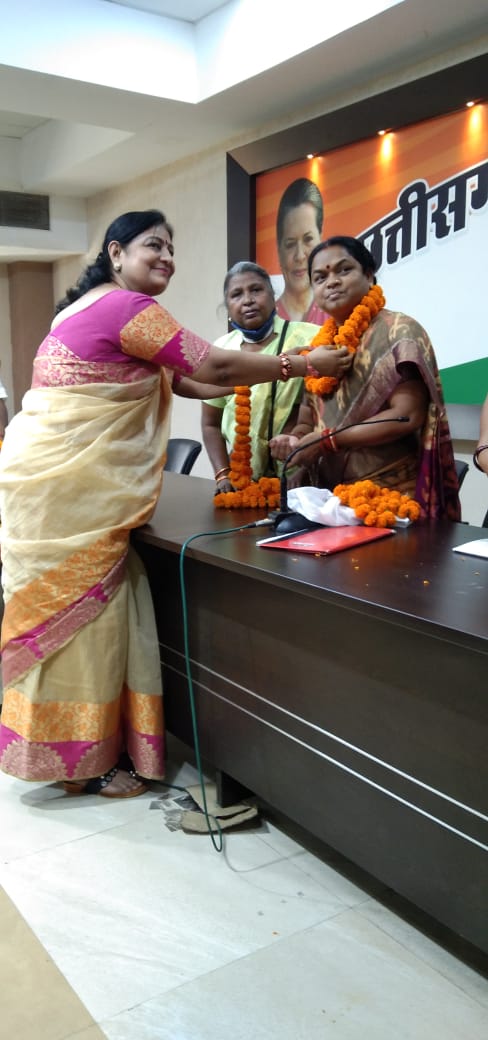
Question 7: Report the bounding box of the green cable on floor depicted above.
[178,521,266,852]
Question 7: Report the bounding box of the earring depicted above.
[113,262,122,272]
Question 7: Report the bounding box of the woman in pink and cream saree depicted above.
[0,209,340,796]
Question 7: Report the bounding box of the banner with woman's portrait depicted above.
[256,103,487,404]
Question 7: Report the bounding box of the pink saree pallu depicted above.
[0,373,168,782]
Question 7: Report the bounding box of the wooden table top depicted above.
[136,473,488,646]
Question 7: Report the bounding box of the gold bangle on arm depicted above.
[214,466,231,481]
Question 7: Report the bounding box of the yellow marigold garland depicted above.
[333,480,421,527]
[302,284,386,396]
[215,385,281,509]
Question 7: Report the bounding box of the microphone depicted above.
[271,416,410,534]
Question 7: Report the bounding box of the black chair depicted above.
[164,438,202,475]
[454,458,469,490]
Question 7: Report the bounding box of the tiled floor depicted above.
[1,735,487,1039]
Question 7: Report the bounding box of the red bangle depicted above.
[305,357,320,378]
[320,427,338,453]
[279,354,292,382]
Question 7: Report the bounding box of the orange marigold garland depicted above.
[214,385,281,509]
[333,480,421,527]
[302,284,386,396]
[228,386,253,490]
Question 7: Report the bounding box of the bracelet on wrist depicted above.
[214,466,231,481]
[473,444,488,472]
[305,357,320,378]
[320,427,338,453]
[279,354,292,382]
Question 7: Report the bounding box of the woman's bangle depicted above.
[214,466,231,481]
[279,355,293,382]
[320,427,338,453]
[473,445,488,472]
[305,357,320,378]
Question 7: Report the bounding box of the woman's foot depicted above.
[63,768,148,799]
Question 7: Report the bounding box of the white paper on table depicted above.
[452,539,488,559]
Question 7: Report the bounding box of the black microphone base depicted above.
[269,510,321,535]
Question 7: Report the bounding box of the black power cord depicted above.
[178,518,272,851]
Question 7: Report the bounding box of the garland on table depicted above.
[302,284,386,396]
[214,385,281,509]
[333,480,421,527]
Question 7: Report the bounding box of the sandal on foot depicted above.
[63,768,147,799]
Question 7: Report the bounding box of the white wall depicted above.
[0,196,88,264]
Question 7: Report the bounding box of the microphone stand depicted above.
[269,417,410,534]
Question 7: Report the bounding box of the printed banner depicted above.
[256,104,488,403]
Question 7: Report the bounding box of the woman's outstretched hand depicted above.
[272,429,323,469]
[269,434,300,461]
[307,345,353,377]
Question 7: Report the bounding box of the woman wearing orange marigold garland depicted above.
[201,261,349,497]
[270,236,460,520]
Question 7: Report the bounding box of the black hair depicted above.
[223,261,274,304]
[55,209,172,314]
[307,236,378,280]
[276,178,324,248]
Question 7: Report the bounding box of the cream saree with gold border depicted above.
[0,371,171,781]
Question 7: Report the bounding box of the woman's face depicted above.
[110,223,175,296]
[278,203,321,296]
[310,245,373,323]
[225,271,275,329]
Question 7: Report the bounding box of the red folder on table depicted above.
[257,525,395,555]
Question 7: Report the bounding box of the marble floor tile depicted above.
[288,849,377,909]
[97,908,488,1040]
[256,809,389,908]
[0,809,351,1022]
[0,772,158,864]
[256,814,311,858]
[0,746,208,867]
[2,736,486,1040]
[0,885,106,1040]
[357,898,488,1009]
[66,1029,109,1040]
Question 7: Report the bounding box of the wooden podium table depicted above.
[135,473,488,953]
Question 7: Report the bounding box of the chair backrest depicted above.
[454,458,469,490]
[164,438,202,475]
